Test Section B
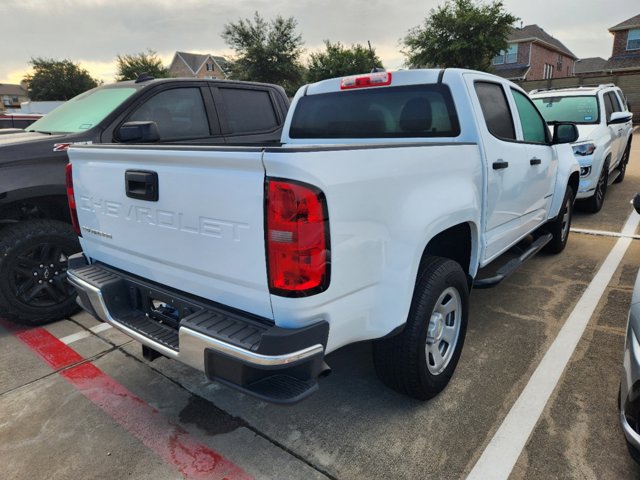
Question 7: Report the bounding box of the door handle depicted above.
[530,157,542,165]
[493,160,509,170]
[125,170,159,201]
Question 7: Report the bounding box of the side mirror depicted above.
[551,123,579,145]
[608,111,633,125]
[633,194,640,215]
[117,121,160,143]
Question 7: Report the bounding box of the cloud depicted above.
[3,68,29,85]
[1,0,638,84]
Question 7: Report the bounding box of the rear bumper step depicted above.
[67,254,329,404]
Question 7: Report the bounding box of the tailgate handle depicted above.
[125,170,159,201]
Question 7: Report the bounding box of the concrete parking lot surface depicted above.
[1,134,639,479]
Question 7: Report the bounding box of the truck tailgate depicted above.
[68,145,272,320]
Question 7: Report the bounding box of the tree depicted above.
[307,41,383,83]
[222,12,305,95]
[403,0,518,71]
[23,58,99,101]
[115,50,169,81]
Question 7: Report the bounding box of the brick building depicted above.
[0,83,29,112]
[492,25,577,81]
[604,14,640,73]
[168,52,229,79]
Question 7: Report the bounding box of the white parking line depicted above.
[91,323,113,334]
[571,227,640,240]
[60,322,113,345]
[467,210,640,480]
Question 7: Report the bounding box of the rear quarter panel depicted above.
[263,143,482,352]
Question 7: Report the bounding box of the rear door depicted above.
[466,77,537,261]
[510,88,557,234]
[69,145,273,319]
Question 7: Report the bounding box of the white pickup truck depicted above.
[66,69,580,404]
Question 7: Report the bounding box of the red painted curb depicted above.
[1,320,252,480]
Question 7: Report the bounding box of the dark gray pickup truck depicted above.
[0,76,289,324]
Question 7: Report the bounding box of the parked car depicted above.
[530,84,633,213]
[0,113,42,129]
[67,68,579,404]
[0,76,290,325]
[621,193,640,462]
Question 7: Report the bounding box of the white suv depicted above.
[531,85,633,212]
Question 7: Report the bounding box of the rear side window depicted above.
[474,82,516,140]
[289,84,460,138]
[219,88,278,134]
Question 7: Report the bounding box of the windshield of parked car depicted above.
[25,86,137,134]
[532,95,600,125]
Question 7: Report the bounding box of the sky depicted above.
[1,0,638,85]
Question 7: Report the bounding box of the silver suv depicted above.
[531,85,633,213]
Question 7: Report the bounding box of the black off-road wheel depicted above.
[0,219,81,325]
[614,141,632,184]
[543,186,574,254]
[583,162,608,213]
[372,256,468,400]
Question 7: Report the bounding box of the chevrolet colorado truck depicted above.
[0,77,289,324]
[67,69,580,404]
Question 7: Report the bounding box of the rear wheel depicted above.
[543,185,574,254]
[372,256,468,400]
[0,219,80,325]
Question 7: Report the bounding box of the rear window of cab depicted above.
[289,84,460,139]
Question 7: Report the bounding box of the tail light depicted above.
[266,178,330,296]
[65,163,81,236]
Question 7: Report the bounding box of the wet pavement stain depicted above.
[178,394,243,436]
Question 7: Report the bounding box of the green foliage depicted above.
[222,12,305,95]
[307,41,384,83]
[115,49,168,81]
[403,0,518,71]
[23,58,99,101]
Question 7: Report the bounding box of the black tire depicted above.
[543,185,574,254]
[0,219,81,325]
[583,162,608,213]
[614,142,631,184]
[627,441,640,464]
[372,256,468,400]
